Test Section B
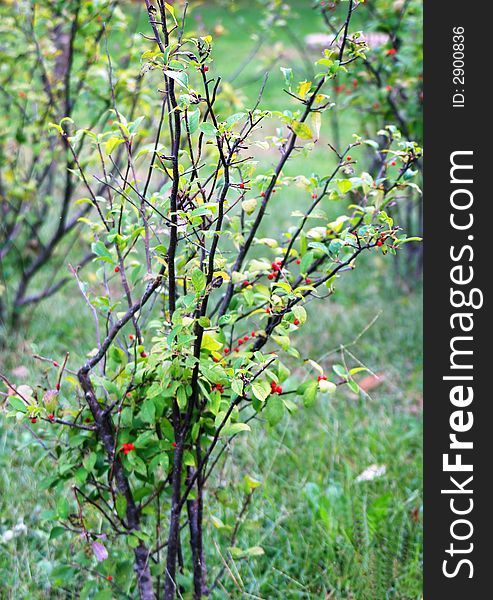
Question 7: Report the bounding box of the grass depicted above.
[0,1,422,598]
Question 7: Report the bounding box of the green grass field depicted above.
[0,2,422,598]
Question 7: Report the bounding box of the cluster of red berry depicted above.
[270,381,283,395]
[212,384,225,394]
[120,442,135,455]
[267,260,283,280]
[318,375,328,382]
[376,233,387,247]
[224,331,256,355]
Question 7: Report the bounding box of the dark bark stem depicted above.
[77,370,154,600]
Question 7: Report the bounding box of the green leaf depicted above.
[163,70,189,89]
[265,396,285,426]
[177,386,188,410]
[291,121,313,140]
[280,67,293,88]
[336,179,353,194]
[303,381,318,408]
[251,381,270,402]
[300,251,314,275]
[105,136,123,155]
[8,397,26,413]
[91,241,112,263]
[245,545,265,557]
[149,452,169,475]
[49,526,66,540]
[191,269,206,292]
[241,198,258,215]
[139,399,156,424]
[116,494,127,519]
[82,453,97,472]
[223,422,251,435]
[225,112,246,128]
[187,110,200,134]
[201,365,226,385]
[57,497,70,520]
[128,453,147,476]
[347,380,360,394]
[231,379,244,397]
[333,364,347,379]
[199,122,218,137]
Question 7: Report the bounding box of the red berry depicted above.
[121,442,136,455]
[243,336,249,341]
[55,383,60,391]
[30,417,37,424]
[213,356,220,363]
[238,339,243,346]
[251,331,256,337]
[271,262,280,271]
[353,79,358,88]
[266,307,271,314]
[224,347,230,354]
[296,259,301,265]
[386,85,393,92]
[276,385,283,394]
[377,240,383,247]
[235,347,240,353]
[346,156,352,161]
[318,375,327,382]
[114,266,120,273]
[267,273,275,280]
[129,334,134,341]
[391,161,396,166]
[293,319,300,326]
[140,351,148,358]
[107,576,113,582]
[242,281,250,287]
[48,414,55,422]
[305,277,312,284]
[239,182,245,189]
[203,65,209,72]
[53,361,59,367]
[261,192,266,197]
[172,442,177,448]
[272,189,276,193]
[386,48,397,56]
